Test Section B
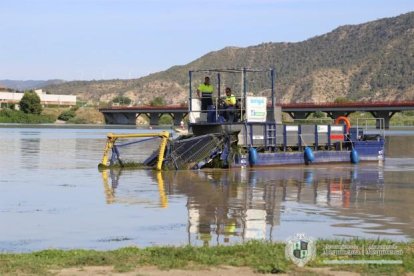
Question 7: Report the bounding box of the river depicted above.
[0,125,413,252]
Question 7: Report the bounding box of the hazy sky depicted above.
[1,0,413,81]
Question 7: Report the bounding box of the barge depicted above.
[99,68,385,170]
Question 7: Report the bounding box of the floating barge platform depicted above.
[99,68,385,170]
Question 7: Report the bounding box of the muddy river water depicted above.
[0,126,413,252]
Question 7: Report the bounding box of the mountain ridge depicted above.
[0,79,65,91]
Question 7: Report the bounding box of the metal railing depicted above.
[356,118,385,138]
[189,97,245,123]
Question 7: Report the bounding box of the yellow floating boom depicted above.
[98,131,170,171]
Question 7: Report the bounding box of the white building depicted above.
[0,89,77,107]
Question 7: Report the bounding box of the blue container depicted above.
[207,105,216,123]
[304,147,315,164]
[350,149,360,164]
[248,147,258,166]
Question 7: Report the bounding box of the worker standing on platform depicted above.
[196,76,214,112]
[222,87,236,122]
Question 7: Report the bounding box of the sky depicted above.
[1,0,413,81]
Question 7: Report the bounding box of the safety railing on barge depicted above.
[188,96,246,123]
[240,118,385,153]
[241,123,347,152]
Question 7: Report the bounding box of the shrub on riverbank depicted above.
[57,107,78,121]
[0,109,55,124]
[68,107,104,124]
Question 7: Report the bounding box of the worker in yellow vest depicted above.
[223,87,236,122]
[196,76,214,112]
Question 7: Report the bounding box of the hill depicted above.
[44,11,414,105]
[0,79,65,91]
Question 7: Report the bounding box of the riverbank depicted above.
[0,107,105,124]
[1,240,413,275]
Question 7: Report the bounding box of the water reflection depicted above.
[3,127,413,252]
[99,163,412,245]
[102,169,168,208]
[20,131,40,169]
[386,135,414,157]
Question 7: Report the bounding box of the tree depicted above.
[150,96,165,106]
[58,109,76,121]
[112,95,132,105]
[334,97,351,104]
[313,111,325,118]
[19,91,42,114]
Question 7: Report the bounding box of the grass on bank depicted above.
[0,109,55,124]
[0,240,413,275]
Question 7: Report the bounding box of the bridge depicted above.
[99,105,188,126]
[99,101,414,129]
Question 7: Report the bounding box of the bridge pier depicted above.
[285,111,312,120]
[326,111,353,119]
[369,111,396,129]
[149,112,161,125]
[172,113,184,126]
[103,112,137,125]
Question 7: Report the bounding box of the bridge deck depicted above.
[99,101,414,128]
[100,101,414,112]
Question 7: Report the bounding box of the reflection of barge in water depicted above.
[99,68,385,170]
[101,165,387,244]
